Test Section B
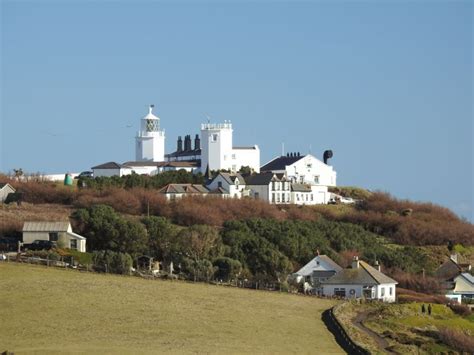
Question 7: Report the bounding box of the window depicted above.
[232,154,236,159]
[232,165,236,172]
[300,176,304,183]
[310,194,313,201]
[296,194,300,201]
[218,181,222,188]
[334,288,346,297]
[389,287,393,296]
[254,192,259,199]
[272,181,275,190]
[381,287,385,297]
[314,176,320,184]
[272,193,276,203]
[49,232,59,242]
[224,155,227,161]
[70,239,77,250]
[211,133,218,142]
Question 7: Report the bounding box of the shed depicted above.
[22,221,86,252]
[0,183,16,203]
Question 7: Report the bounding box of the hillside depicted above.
[0,263,342,354]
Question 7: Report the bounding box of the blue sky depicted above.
[1,1,472,221]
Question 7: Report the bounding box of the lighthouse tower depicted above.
[135,105,165,162]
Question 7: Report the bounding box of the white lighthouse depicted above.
[135,105,165,162]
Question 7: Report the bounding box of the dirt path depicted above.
[353,311,394,354]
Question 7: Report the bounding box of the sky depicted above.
[1,0,472,221]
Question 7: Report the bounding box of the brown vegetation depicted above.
[389,270,443,294]
[448,303,472,317]
[438,327,474,353]
[396,288,448,304]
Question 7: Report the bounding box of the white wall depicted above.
[23,231,50,244]
[231,147,260,173]
[136,131,165,162]
[322,283,396,303]
[286,155,336,186]
[92,168,133,178]
[248,184,270,202]
[200,123,233,172]
[0,185,15,202]
[291,185,329,205]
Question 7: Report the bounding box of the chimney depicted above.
[374,260,381,272]
[352,256,360,269]
[315,249,320,256]
[194,134,201,150]
[177,136,183,152]
[323,150,333,165]
[184,135,191,151]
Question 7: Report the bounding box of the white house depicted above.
[22,221,86,252]
[91,162,133,178]
[135,105,165,162]
[321,257,398,303]
[294,254,343,294]
[291,183,330,205]
[199,122,260,174]
[158,184,209,201]
[446,273,474,304]
[206,172,247,198]
[0,183,16,203]
[261,153,336,187]
[245,173,291,204]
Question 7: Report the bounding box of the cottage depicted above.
[321,257,398,303]
[446,273,474,304]
[206,172,247,198]
[91,162,133,178]
[0,183,16,203]
[158,184,209,200]
[22,221,86,252]
[245,173,291,204]
[294,254,342,294]
[291,183,330,205]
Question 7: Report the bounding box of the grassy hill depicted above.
[0,263,342,354]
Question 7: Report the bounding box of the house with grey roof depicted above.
[244,172,291,204]
[0,183,16,203]
[22,221,86,252]
[158,183,209,200]
[206,172,247,198]
[446,273,474,304]
[321,256,398,303]
[91,162,133,178]
[294,254,343,294]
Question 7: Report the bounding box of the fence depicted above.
[322,307,370,355]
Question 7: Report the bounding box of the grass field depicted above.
[0,263,342,354]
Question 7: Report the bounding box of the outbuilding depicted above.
[0,183,16,203]
[22,221,86,252]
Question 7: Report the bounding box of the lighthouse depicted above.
[135,105,165,162]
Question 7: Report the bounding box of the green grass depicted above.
[0,263,343,354]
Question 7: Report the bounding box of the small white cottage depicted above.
[0,183,16,203]
[446,273,474,304]
[321,256,398,303]
[293,254,342,294]
[22,221,86,252]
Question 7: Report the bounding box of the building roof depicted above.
[291,183,312,192]
[456,273,474,285]
[143,105,160,121]
[261,155,305,172]
[23,221,71,232]
[244,172,281,186]
[164,161,199,168]
[123,161,165,167]
[158,184,209,194]
[296,255,343,276]
[66,231,86,240]
[91,162,129,170]
[322,260,398,286]
[217,172,246,185]
[0,183,15,191]
[165,149,201,158]
[208,187,229,195]
[233,146,257,150]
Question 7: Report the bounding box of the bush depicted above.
[448,303,472,316]
[438,327,474,353]
[92,250,132,274]
[396,288,448,304]
[213,257,242,282]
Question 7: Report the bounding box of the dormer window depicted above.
[218,181,222,188]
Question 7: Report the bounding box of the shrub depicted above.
[92,250,132,274]
[213,257,242,281]
[389,270,443,294]
[438,327,474,353]
[396,288,448,304]
[448,303,472,316]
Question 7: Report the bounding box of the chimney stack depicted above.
[184,135,191,151]
[177,136,183,152]
[194,134,201,150]
[323,150,333,165]
[374,260,381,272]
[352,256,360,269]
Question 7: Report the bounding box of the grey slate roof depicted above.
[91,162,128,169]
[261,155,305,171]
[233,146,257,150]
[322,261,398,286]
[296,255,343,276]
[23,221,70,232]
[244,173,279,186]
[218,173,246,185]
[158,184,209,194]
[312,270,338,278]
[165,149,201,158]
[458,273,474,285]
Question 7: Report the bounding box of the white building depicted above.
[446,273,474,304]
[22,221,86,252]
[135,105,165,162]
[0,183,16,203]
[294,254,343,294]
[206,172,248,198]
[91,162,133,178]
[261,153,336,186]
[321,257,398,303]
[158,184,209,201]
[291,184,330,205]
[168,122,260,174]
[245,173,291,204]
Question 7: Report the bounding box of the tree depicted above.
[213,257,242,282]
[142,216,179,262]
